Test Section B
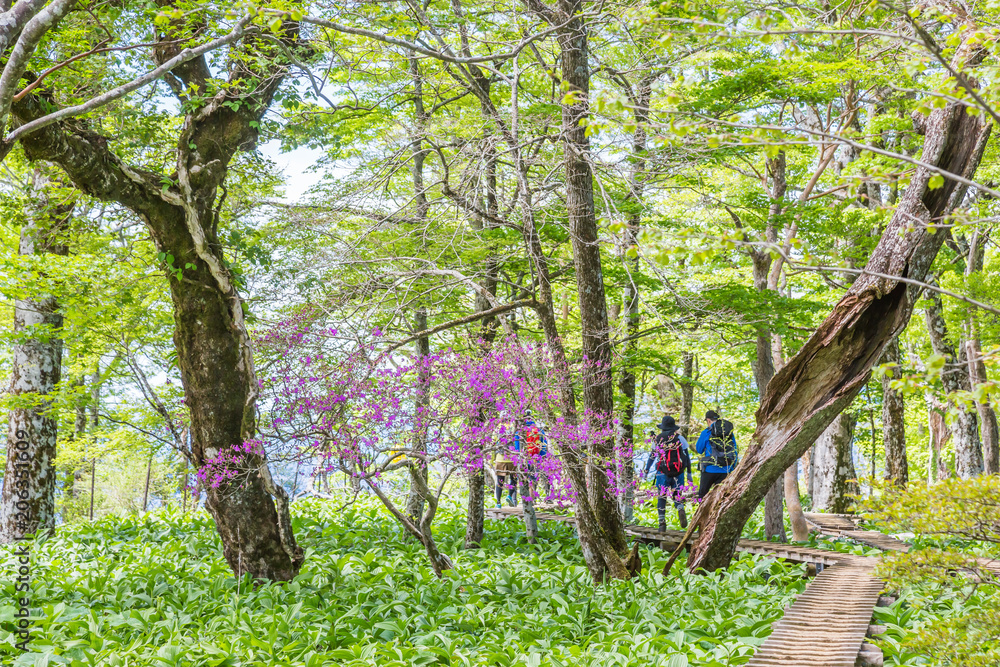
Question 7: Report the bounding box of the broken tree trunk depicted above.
[679,51,991,572]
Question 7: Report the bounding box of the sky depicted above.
[259,141,327,202]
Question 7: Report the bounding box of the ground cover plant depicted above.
[5,0,1000,664]
[1,498,812,667]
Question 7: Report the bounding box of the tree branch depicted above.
[5,14,254,146]
[383,299,538,353]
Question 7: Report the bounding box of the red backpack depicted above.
[656,432,684,476]
[524,424,542,457]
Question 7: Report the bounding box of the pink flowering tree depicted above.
[258,319,587,573]
[198,312,630,575]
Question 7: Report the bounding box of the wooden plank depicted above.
[747,564,883,667]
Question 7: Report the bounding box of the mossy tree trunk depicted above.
[881,336,908,485]
[11,16,306,580]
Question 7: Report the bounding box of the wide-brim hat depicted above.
[658,415,676,430]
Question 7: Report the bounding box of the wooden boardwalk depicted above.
[485,506,874,567]
[804,512,910,552]
[747,563,884,667]
[487,505,998,665]
[486,506,885,666]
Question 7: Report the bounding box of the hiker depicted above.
[694,410,738,498]
[643,415,692,531]
[514,410,548,502]
[494,449,518,507]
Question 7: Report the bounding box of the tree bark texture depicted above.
[11,21,306,580]
[682,57,991,572]
[749,153,788,543]
[555,2,626,555]
[463,127,501,550]
[783,463,809,541]
[924,290,984,477]
[406,310,431,521]
[460,25,624,579]
[812,412,859,513]
[464,468,485,549]
[680,352,695,440]
[880,335,908,485]
[963,229,1000,474]
[521,0,630,582]
[0,184,70,542]
[616,76,651,526]
[519,473,538,543]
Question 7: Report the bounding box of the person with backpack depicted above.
[694,410,738,498]
[494,450,518,507]
[643,415,692,531]
[514,410,548,501]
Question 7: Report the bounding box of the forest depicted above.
[1,0,999,665]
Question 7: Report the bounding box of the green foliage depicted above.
[863,476,1000,586]
[0,500,811,666]
[862,477,1000,666]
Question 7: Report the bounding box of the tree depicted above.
[881,335,908,485]
[523,0,630,580]
[9,6,306,580]
[682,29,992,572]
[0,172,71,540]
[924,288,984,477]
[811,411,859,512]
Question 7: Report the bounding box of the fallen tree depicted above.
[671,34,992,574]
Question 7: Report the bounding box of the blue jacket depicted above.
[695,425,738,474]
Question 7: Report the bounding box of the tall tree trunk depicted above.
[13,17,307,579]
[679,51,990,573]
[679,352,695,440]
[165,201,302,581]
[964,229,1000,474]
[406,309,430,521]
[616,78,651,526]
[812,412,859,513]
[518,0,630,582]
[0,181,70,542]
[881,335,908,485]
[555,3,626,556]
[749,152,787,543]
[461,36,623,577]
[924,291,983,477]
[464,140,499,550]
